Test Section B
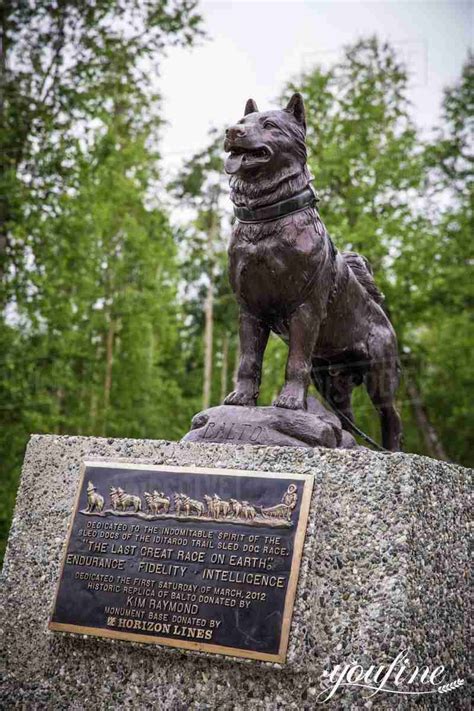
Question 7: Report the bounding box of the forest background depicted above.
[1,1,472,560]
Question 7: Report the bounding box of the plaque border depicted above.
[49,461,314,663]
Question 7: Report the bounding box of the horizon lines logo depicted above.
[316,650,465,703]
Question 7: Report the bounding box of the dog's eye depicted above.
[263,121,278,130]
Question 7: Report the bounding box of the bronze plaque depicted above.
[49,462,313,663]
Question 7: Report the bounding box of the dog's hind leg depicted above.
[224,309,269,407]
[365,362,402,451]
[313,365,356,431]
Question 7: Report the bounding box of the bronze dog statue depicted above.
[223,94,402,451]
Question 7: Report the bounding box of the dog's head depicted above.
[224,93,307,178]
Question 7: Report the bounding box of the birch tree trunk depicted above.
[385,302,447,461]
[103,317,115,434]
[202,282,213,409]
[405,376,448,461]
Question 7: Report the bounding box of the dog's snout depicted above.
[226,125,246,141]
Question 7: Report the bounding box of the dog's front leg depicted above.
[224,309,269,407]
[274,302,318,410]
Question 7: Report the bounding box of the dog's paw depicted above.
[223,389,257,407]
[273,386,306,411]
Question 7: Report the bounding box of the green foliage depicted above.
[413,55,473,463]
[1,0,202,286]
[0,1,202,560]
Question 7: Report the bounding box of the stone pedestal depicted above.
[0,435,470,708]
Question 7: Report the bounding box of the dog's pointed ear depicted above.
[285,93,306,128]
[244,98,259,115]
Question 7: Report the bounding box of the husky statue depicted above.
[223,94,402,451]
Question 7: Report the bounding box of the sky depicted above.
[157,0,472,174]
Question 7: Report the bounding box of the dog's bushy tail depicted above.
[342,251,384,306]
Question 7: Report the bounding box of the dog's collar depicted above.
[233,185,318,224]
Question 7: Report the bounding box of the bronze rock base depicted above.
[183,397,358,449]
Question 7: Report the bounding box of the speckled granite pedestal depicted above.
[0,435,470,709]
